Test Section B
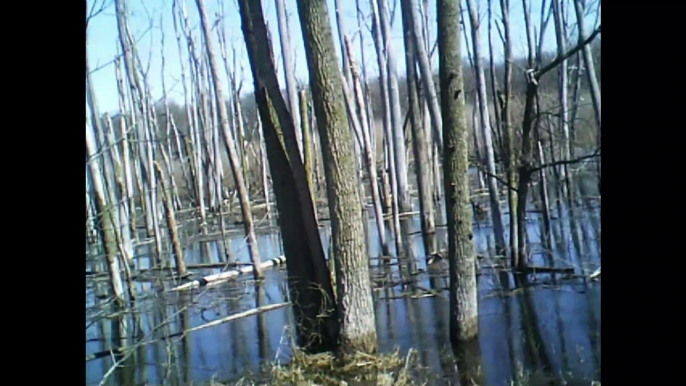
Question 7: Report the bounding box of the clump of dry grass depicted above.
[267,348,417,386]
[225,347,420,386]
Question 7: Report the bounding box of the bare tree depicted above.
[194,0,262,278]
[437,0,478,344]
[274,0,304,158]
[297,0,378,355]
[499,0,519,268]
[86,122,125,308]
[465,0,507,256]
[377,0,411,218]
[344,37,391,257]
[369,0,402,253]
[407,0,443,144]
[400,0,437,257]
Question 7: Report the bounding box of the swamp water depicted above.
[86,192,600,386]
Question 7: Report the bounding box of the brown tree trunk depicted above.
[238,0,339,353]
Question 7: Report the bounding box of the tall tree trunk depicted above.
[344,38,390,257]
[465,0,507,256]
[172,1,208,228]
[274,0,304,158]
[572,0,601,131]
[377,0,411,219]
[369,0,402,255]
[115,0,161,246]
[300,91,316,205]
[154,162,188,277]
[257,115,273,221]
[437,0,479,345]
[113,58,137,239]
[400,0,436,257]
[195,0,262,279]
[572,0,601,193]
[86,124,125,308]
[238,0,339,353]
[499,0,519,268]
[552,0,571,200]
[297,0,378,356]
[407,0,443,144]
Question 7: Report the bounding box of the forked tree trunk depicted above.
[238,0,339,353]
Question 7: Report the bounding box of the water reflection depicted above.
[86,199,600,386]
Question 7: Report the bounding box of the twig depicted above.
[536,25,601,79]
[182,302,289,335]
[530,147,600,173]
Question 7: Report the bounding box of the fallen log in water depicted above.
[523,266,575,274]
[169,256,287,291]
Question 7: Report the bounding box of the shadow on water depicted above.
[86,194,600,386]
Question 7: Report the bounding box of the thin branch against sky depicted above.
[87,0,598,114]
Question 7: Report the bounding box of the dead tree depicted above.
[465,0,507,256]
[274,0,304,158]
[400,0,437,257]
[194,0,262,278]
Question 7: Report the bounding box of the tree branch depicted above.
[536,24,601,79]
[473,163,519,193]
[530,147,600,173]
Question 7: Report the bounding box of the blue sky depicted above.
[86,0,599,115]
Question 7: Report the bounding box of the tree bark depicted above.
[238,0,339,353]
[86,123,125,308]
[297,0,378,355]
[437,0,479,344]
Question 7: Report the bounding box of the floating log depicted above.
[523,266,575,274]
[169,256,287,291]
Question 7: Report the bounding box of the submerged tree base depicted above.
[338,330,379,358]
[204,345,600,386]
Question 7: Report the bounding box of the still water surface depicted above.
[86,196,600,385]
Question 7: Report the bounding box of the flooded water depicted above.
[86,187,601,385]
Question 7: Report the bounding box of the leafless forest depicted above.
[86,0,601,384]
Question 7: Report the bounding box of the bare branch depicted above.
[530,147,601,173]
[87,0,114,27]
[536,24,601,79]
